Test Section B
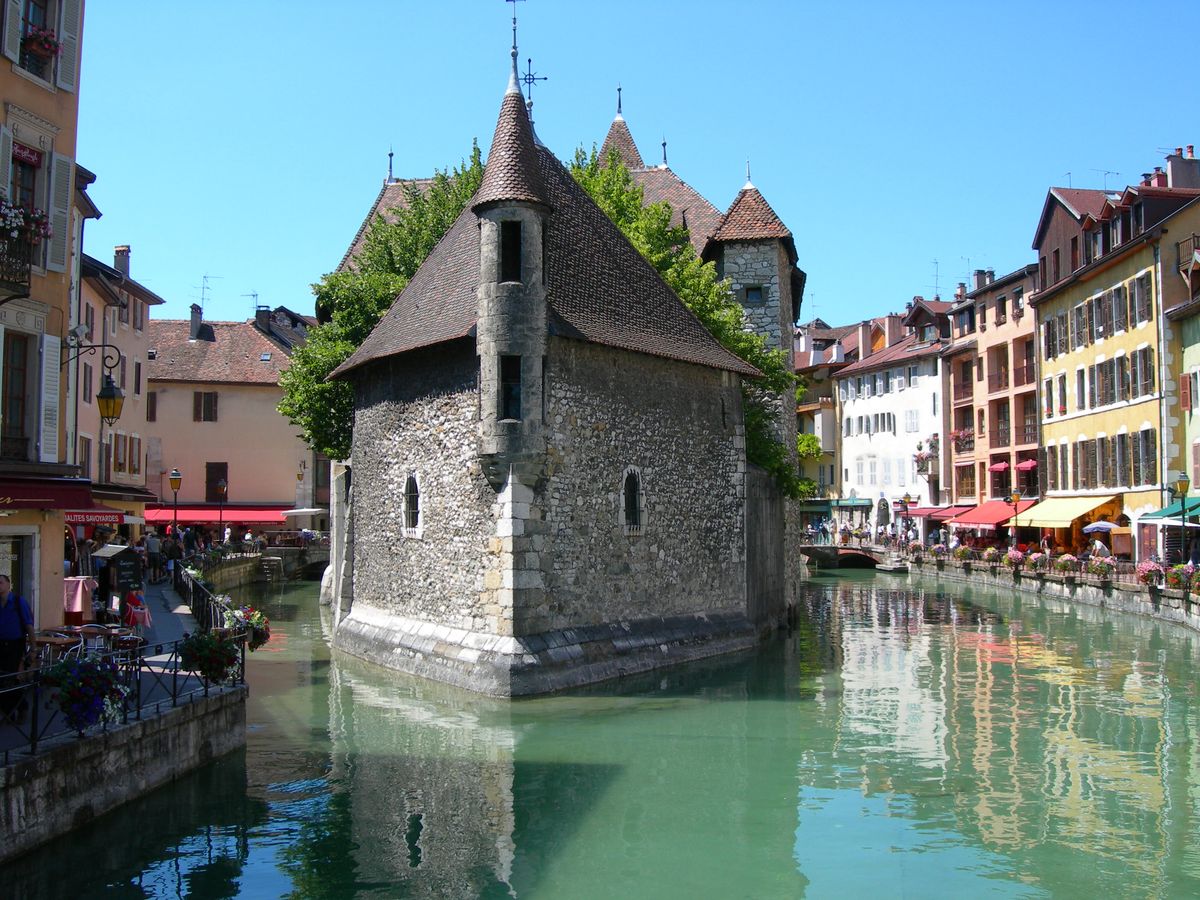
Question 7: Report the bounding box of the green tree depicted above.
[278,144,484,459]
[570,147,803,496]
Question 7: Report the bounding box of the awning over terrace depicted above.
[143,506,289,525]
[949,499,1036,530]
[1010,496,1115,529]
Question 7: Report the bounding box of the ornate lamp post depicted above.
[217,477,228,539]
[169,468,182,537]
[1177,473,1190,564]
[1009,491,1022,548]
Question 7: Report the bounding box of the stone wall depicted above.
[722,240,789,353]
[347,341,497,634]
[1,687,246,864]
[528,338,747,633]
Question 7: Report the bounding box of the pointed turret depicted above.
[712,182,792,243]
[599,86,644,168]
[473,51,549,212]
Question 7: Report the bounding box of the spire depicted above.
[386,146,393,184]
[661,136,668,168]
[744,159,753,189]
[473,52,548,211]
[505,0,521,95]
[599,85,644,168]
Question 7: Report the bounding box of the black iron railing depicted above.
[0,231,33,301]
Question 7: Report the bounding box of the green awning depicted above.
[797,502,831,512]
[831,498,872,507]
[1141,497,1200,519]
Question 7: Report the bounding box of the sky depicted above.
[78,1,1198,327]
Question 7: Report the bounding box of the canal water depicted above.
[5,572,1200,898]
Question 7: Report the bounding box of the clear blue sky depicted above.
[78,1,1196,326]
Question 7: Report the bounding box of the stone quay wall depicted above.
[1,686,246,864]
[903,559,1200,633]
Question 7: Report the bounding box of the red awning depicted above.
[901,506,941,518]
[948,499,1036,530]
[988,461,1009,473]
[143,506,288,525]
[0,478,93,511]
[1015,458,1038,471]
[931,505,975,521]
[64,502,129,525]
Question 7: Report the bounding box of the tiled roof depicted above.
[712,185,792,242]
[1051,187,1110,220]
[336,178,434,272]
[834,333,944,376]
[799,320,857,341]
[147,320,293,385]
[334,139,758,379]
[599,115,644,169]
[472,89,549,211]
[630,166,724,255]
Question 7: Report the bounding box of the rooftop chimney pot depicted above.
[113,245,130,277]
[189,303,202,341]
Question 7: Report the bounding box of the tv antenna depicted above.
[242,291,260,315]
[192,274,222,312]
[1089,168,1120,191]
[930,258,940,299]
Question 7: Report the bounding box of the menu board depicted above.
[110,550,142,593]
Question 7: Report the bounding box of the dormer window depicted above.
[500,220,522,283]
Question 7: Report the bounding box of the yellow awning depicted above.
[1011,495,1115,529]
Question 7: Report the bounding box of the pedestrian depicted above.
[223,524,233,545]
[0,573,35,720]
[1090,535,1109,558]
[145,529,163,584]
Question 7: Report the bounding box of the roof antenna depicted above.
[505,0,525,94]
[387,146,393,184]
[616,83,623,118]
[1089,168,1119,191]
[661,135,668,168]
[242,291,260,317]
[1063,171,1071,188]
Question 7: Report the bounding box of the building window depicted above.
[133,361,141,395]
[145,390,156,422]
[114,433,126,473]
[404,475,420,532]
[119,355,126,389]
[205,462,228,502]
[84,303,94,340]
[1,331,32,461]
[624,471,640,529]
[500,220,522,283]
[744,285,764,304]
[133,300,143,331]
[118,298,129,325]
[128,435,141,475]
[193,391,218,422]
[78,434,91,479]
[499,355,521,420]
[82,362,92,404]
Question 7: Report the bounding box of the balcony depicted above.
[988,370,1009,393]
[989,427,1011,449]
[1013,364,1035,387]
[953,383,974,403]
[1017,423,1037,445]
[1177,233,1200,272]
[0,231,33,302]
[953,436,975,455]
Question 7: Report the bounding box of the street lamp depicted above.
[1177,473,1190,564]
[217,477,228,539]
[1009,491,1022,548]
[169,468,182,536]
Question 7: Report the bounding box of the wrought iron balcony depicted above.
[988,370,1010,392]
[1017,424,1038,445]
[953,383,974,402]
[989,428,1011,449]
[0,231,33,302]
[953,436,975,454]
[1013,364,1035,387]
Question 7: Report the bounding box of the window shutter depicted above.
[55,0,81,91]
[193,391,202,421]
[1182,373,1193,412]
[211,392,218,421]
[146,391,156,422]
[39,334,60,462]
[1193,443,1200,486]
[2,0,19,62]
[0,125,11,200]
[46,153,73,272]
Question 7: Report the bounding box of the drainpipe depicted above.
[1032,286,1045,503]
[1154,240,1169,561]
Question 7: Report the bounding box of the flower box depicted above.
[21,25,61,58]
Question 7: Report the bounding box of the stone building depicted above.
[329,61,781,696]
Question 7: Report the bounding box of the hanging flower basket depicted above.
[179,631,240,683]
[1136,560,1165,586]
[22,25,61,58]
[41,657,128,735]
[0,200,53,244]
[224,605,271,651]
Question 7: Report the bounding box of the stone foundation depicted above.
[334,603,756,696]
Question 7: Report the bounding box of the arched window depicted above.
[404,475,420,531]
[623,471,640,530]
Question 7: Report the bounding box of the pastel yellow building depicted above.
[1024,162,1200,560]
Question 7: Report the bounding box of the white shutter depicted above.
[55,0,81,92]
[2,0,20,62]
[39,333,60,462]
[46,152,72,272]
[0,125,11,200]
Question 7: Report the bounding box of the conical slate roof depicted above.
[333,143,758,379]
[472,86,549,211]
[712,184,792,242]
[599,114,644,169]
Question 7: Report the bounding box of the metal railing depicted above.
[0,633,246,764]
[989,428,1011,448]
[1177,233,1200,270]
[988,371,1010,392]
[953,436,975,454]
[1013,364,1036,387]
[1017,424,1038,445]
[953,383,974,402]
[0,230,33,300]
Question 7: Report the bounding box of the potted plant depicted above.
[1087,555,1116,582]
[21,24,61,58]
[1054,553,1079,582]
[1027,551,1049,575]
[930,543,948,568]
[179,631,240,683]
[41,657,128,736]
[1003,548,1025,572]
[1165,563,1195,592]
[952,545,973,569]
[224,605,272,651]
[1136,559,1165,587]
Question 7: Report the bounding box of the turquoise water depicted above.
[5,572,1200,898]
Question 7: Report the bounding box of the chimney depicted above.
[829,342,844,364]
[955,282,967,301]
[113,245,130,277]
[1151,166,1167,187]
[857,321,873,359]
[1141,173,1153,186]
[1167,147,1200,189]
[884,313,904,347]
[254,306,272,335]
[189,303,203,340]
[986,268,995,285]
[973,268,988,291]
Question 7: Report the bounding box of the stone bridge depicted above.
[799,544,881,569]
[261,545,330,580]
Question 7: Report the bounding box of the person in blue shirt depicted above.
[1,573,36,719]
